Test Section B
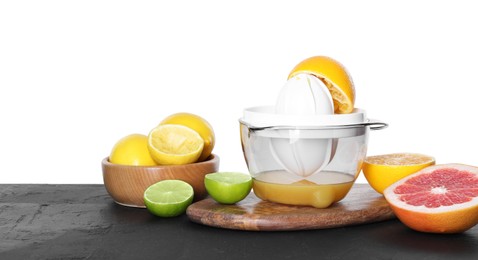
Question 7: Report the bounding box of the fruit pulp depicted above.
[252,170,355,208]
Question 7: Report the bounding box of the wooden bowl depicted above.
[102,154,220,208]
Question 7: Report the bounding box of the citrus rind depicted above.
[383,164,478,233]
[288,56,355,114]
[144,180,194,217]
[204,172,252,204]
[160,113,215,162]
[362,153,435,194]
[147,124,204,165]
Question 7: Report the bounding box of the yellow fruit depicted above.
[109,134,157,166]
[288,56,355,114]
[147,124,204,165]
[160,113,215,161]
[362,153,435,194]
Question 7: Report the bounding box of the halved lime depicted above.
[144,180,194,217]
[204,172,252,204]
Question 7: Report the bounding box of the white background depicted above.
[1,0,477,184]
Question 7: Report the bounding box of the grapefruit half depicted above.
[383,164,478,233]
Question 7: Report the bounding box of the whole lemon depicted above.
[109,134,157,166]
[160,113,215,162]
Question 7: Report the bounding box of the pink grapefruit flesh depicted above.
[384,164,478,233]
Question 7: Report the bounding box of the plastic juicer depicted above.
[239,73,387,208]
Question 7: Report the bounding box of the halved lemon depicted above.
[288,56,355,114]
[147,124,204,165]
[160,113,215,162]
[362,153,436,194]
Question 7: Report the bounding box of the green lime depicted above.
[204,172,252,204]
[143,180,194,217]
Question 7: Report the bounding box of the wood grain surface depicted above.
[187,183,395,231]
[102,154,219,207]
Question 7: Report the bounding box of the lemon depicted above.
[109,134,157,166]
[362,153,435,194]
[288,56,355,114]
[147,124,204,165]
[204,172,252,204]
[144,180,194,217]
[160,113,215,162]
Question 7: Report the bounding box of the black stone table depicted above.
[1,184,478,259]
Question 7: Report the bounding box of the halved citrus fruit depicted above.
[160,113,215,162]
[204,172,252,204]
[384,164,478,233]
[363,153,435,194]
[288,56,355,114]
[147,124,204,165]
[144,180,194,217]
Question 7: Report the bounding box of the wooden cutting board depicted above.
[186,184,395,231]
